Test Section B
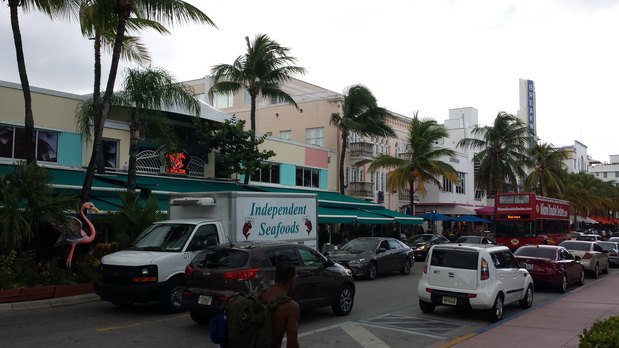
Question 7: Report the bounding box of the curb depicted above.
[0,293,99,312]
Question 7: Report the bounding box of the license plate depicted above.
[525,263,533,270]
[442,296,457,306]
[198,295,212,305]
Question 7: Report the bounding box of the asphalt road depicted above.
[1,261,599,348]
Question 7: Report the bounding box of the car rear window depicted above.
[515,247,556,259]
[197,249,249,268]
[561,242,590,251]
[430,249,478,270]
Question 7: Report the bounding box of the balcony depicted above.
[347,182,374,200]
[349,142,374,166]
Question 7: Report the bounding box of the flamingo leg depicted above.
[67,244,76,272]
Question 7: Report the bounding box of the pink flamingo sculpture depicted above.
[49,202,99,270]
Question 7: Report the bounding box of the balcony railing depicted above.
[347,181,374,200]
[349,142,374,166]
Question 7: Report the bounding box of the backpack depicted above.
[218,291,292,348]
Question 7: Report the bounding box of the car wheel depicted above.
[603,262,610,274]
[487,294,504,322]
[592,263,600,279]
[520,285,533,308]
[160,278,185,313]
[558,274,568,293]
[190,311,212,324]
[419,300,435,313]
[576,268,585,286]
[112,301,133,308]
[366,261,378,280]
[331,284,354,316]
[400,259,412,275]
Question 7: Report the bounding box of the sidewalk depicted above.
[0,293,99,312]
[445,271,619,348]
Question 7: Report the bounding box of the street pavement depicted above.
[443,271,619,348]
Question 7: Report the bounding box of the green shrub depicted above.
[74,242,120,283]
[0,250,17,290]
[579,316,619,347]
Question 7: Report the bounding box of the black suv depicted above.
[182,242,355,323]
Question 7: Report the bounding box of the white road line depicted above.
[339,322,390,348]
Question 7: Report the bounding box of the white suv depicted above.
[417,244,533,322]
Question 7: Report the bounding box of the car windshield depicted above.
[598,242,617,251]
[341,239,379,252]
[514,247,556,259]
[561,242,591,251]
[456,237,480,243]
[132,223,195,252]
[409,235,433,243]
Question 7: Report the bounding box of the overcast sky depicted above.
[1,0,618,161]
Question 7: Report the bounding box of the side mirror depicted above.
[519,262,527,269]
[575,255,582,261]
[378,247,387,253]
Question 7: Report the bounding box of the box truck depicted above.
[94,191,318,312]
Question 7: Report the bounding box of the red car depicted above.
[514,245,585,293]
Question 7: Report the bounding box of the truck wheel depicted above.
[161,278,185,313]
[331,284,354,316]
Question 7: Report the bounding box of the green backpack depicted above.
[225,291,292,348]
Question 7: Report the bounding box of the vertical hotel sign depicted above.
[527,80,535,131]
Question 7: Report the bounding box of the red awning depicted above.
[475,206,494,215]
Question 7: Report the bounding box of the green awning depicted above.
[94,173,250,194]
[318,206,357,224]
[248,186,383,210]
[369,209,424,225]
[352,209,394,224]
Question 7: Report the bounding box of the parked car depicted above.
[417,244,533,322]
[597,241,619,267]
[182,242,355,324]
[513,244,585,292]
[329,237,414,280]
[576,234,602,241]
[559,240,610,278]
[608,237,619,243]
[455,235,494,245]
[404,234,450,261]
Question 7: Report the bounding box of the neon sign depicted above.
[165,151,191,175]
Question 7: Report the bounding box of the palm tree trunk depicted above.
[127,119,139,193]
[9,0,36,164]
[82,6,131,202]
[339,132,348,194]
[408,179,416,216]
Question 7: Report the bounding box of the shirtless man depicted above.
[261,262,300,348]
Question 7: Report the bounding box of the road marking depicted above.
[97,314,189,331]
[339,322,390,348]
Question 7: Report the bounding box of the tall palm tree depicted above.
[523,142,568,197]
[6,0,77,164]
[209,33,307,136]
[116,67,200,192]
[457,112,531,196]
[329,85,396,194]
[81,0,215,203]
[562,172,612,226]
[368,114,458,215]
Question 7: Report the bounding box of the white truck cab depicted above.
[95,191,318,312]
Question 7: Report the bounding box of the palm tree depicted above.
[329,84,396,194]
[81,0,215,203]
[116,67,200,192]
[0,162,78,250]
[368,113,458,216]
[523,142,568,197]
[209,33,307,136]
[457,112,531,196]
[6,0,77,164]
[562,172,613,226]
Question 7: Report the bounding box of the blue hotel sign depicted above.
[527,80,535,130]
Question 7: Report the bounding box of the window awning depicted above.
[318,206,357,224]
[351,208,394,224]
[368,208,423,225]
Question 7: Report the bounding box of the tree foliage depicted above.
[193,117,276,181]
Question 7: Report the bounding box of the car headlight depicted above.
[349,258,366,264]
[415,245,427,251]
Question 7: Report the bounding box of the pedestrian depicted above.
[260,262,300,348]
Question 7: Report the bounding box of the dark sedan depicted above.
[404,234,450,261]
[514,244,585,292]
[329,237,414,280]
[455,235,494,244]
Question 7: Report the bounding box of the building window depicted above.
[212,92,233,108]
[280,130,291,140]
[442,175,453,193]
[243,90,251,106]
[296,166,319,188]
[305,127,324,147]
[270,96,287,105]
[252,164,280,184]
[1,126,58,162]
[265,132,272,137]
[103,139,119,169]
[615,172,619,178]
[455,172,465,194]
[604,172,608,178]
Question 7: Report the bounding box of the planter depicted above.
[0,283,94,303]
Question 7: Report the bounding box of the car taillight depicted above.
[185,265,194,276]
[224,268,259,280]
[582,252,593,259]
[481,258,489,280]
[423,264,427,274]
[611,253,617,257]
